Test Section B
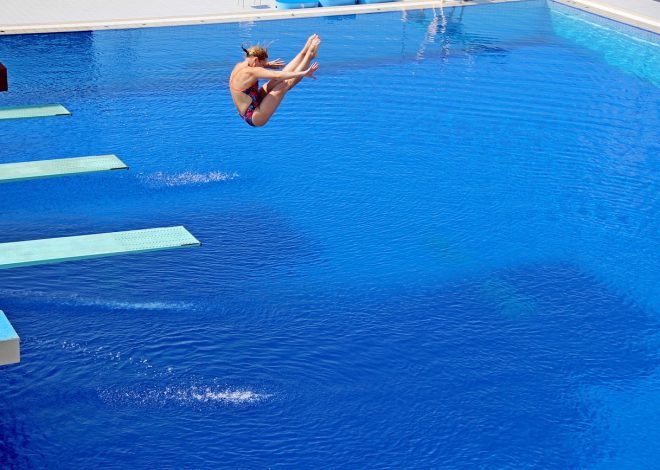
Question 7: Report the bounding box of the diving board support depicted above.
[0,104,71,120]
[0,226,201,270]
[0,155,128,183]
[0,310,20,366]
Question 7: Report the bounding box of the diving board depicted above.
[0,310,20,366]
[0,226,201,270]
[0,104,71,120]
[0,155,128,183]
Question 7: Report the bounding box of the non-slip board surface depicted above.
[0,154,127,183]
[0,226,201,269]
[0,104,70,120]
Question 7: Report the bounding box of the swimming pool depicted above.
[1,0,658,467]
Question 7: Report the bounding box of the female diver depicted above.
[229,34,320,127]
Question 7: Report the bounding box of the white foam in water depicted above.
[99,385,271,407]
[0,288,194,311]
[138,170,239,188]
[62,341,150,366]
[76,299,195,311]
[188,386,268,404]
[60,340,271,407]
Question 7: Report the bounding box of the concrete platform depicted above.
[0,310,20,366]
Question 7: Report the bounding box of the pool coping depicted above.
[551,0,660,34]
[0,0,521,35]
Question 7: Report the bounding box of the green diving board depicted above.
[0,310,20,366]
[0,154,128,183]
[0,226,201,270]
[0,104,71,121]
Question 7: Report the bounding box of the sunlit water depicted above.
[1,0,658,467]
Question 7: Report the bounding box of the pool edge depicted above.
[0,0,524,36]
[551,0,660,34]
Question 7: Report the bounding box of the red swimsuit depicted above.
[240,81,260,127]
[230,76,261,127]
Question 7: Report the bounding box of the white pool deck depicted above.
[0,0,658,35]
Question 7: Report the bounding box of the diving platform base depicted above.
[0,226,201,269]
[0,311,20,366]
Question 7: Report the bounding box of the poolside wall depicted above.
[549,1,660,86]
[550,0,660,34]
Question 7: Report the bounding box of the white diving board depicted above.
[0,226,201,270]
[0,310,20,366]
[0,154,128,183]
[0,104,71,120]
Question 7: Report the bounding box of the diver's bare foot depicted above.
[309,35,321,58]
[303,34,318,53]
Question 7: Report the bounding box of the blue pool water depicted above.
[1,0,658,467]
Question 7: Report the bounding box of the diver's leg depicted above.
[262,34,315,95]
[280,36,320,89]
[262,35,320,95]
[282,34,317,72]
[251,61,318,127]
[251,82,289,126]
